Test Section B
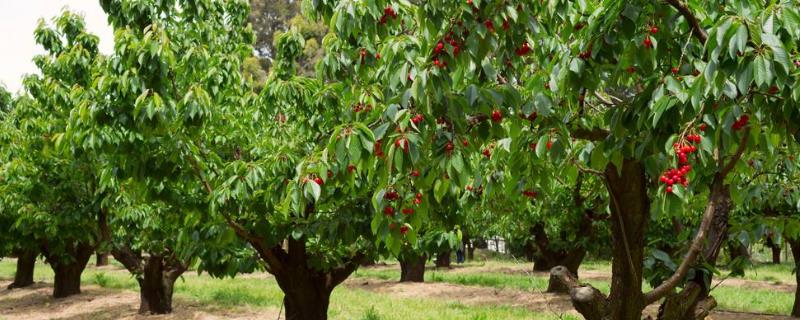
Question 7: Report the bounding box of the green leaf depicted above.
[729,23,748,59]
[753,55,773,87]
[762,33,791,73]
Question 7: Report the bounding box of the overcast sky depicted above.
[0,1,113,94]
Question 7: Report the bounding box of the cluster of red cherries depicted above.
[732,115,749,131]
[659,134,701,193]
[378,6,398,24]
[352,102,372,113]
[411,114,424,125]
[521,190,538,199]
[643,25,657,49]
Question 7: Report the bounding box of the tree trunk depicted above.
[7,249,37,289]
[137,255,184,314]
[467,245,475,260]
[95,209,110,267]
[658,178,732,320]
[43,242,94,298]
[96,253,109,267]
[788,237,800,317]
[399,256,426,282]
[435,251,451,268]
[603,160,649,320]
[767,236,781,264]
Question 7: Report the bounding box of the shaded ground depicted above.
[0,280,280,320]
[346,277,793,320]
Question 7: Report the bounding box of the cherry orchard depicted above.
[304,0,800,319]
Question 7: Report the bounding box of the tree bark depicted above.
[109,242,186,315]
[548,265,579,294]
[657,177,733,320]
[603,160,649,320]
[95,209,110,267]
[788,237,800,317]
[137,255,185,314]
[435,250,451,268]
[43,242,94,298]
[530,223,588,276]
[399,256,426,282]
[766,235,781,264]
[547,265,610,319]
[96,253,109,267]
[7,249,37,289]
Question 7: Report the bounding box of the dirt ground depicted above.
[0,281,280,320]
[0,262,794,320]
[345,277,793,320]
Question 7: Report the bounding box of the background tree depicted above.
[0,11,104,298]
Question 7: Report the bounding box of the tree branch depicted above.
[571,127,610,141]
[665,0,708,43]
[720,132,750,177]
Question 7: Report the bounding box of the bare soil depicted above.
[347,278,792,320]
[0,281,280,320]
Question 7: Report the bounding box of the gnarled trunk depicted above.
[399,256,426,282]
[43,242,94,298]
[788,237,800,317]
[435,250,451,268]
[110,242,186,315]
[531,224,588,276]
[603,160,649,320]
[137,255,184,314]
[7,249,37,289]
[658,179,732,320]
[95,209,110,267]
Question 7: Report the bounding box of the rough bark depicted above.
[7,249,37,289]
[399,256,426,282]
[548,265,579,294]
[263,237,361,320]
[137,255,185,314]
[531,223,588,276]
[435,250,451,268]
[548,265,610,319]
[109,242,186,315]
[788,237,800,317]
[603,160,649,320]
[43,242,94,298]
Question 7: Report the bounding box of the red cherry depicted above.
[643,36,653,49]
[546,141,553,150]
[484,20,495,33]
[402,208,414,215]
[699,123,707,132]
[410,170,420,177]
[400,225,409,234]
[650,26,659,34]
[666,186,673,193]
[376,53,381,60]
[671,67,679,75]
[482,148,491,158]
[529,142,537,150]
[314,177,324,185]
[347,164,356,173]
[491,109,503,123]
[384,206,395,216]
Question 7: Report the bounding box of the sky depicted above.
[0,1,114,93]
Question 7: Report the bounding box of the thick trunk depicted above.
[435,251,451,268]
[44,242,94,298]
[658,178,732,320]
[399,256,426,282]
[137,255,184,314]
[96,253,109,267]
[263,237,360,320]
[7,249,37,289]
[467,246,475,260]
[604,160,648,320]
[788,238,800,317]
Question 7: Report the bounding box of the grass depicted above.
[0,259,577,320]
[355,258,796,316]
[1,254,796,318]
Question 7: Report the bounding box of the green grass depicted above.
[0,259,578,320]
[356,260,796,316]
